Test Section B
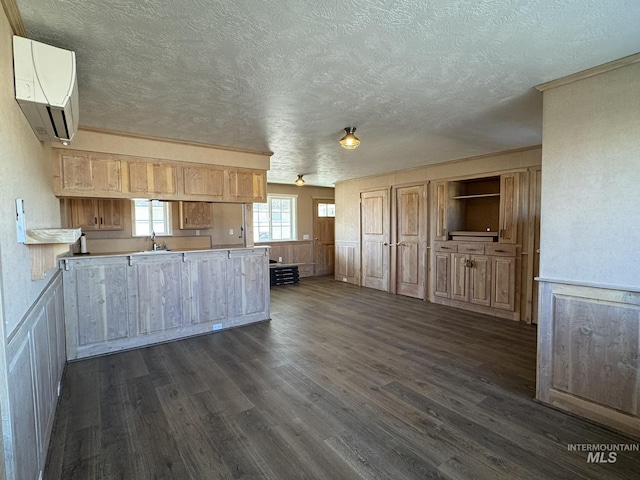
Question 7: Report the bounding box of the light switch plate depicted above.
[303,234,309,240]
[16,199,26,243]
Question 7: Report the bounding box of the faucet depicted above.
[150,231,158,251]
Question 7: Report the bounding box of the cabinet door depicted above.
[70,198,100,230]
[182,166,224,199]
[179,202,213,229]
[499,173,520,244]
[451,253,469,302]
[132,258,186,334]
[433,252,451,298]
[226,170,252,201]
[70,198,124,231]
[251,170,267,202]
[433,181,448,241]
[469,255,491,306]
[226,169,266,202]
[128,161,177,196]
[492,256,516,311]
[58,153,122,195]
[99,199,125,230]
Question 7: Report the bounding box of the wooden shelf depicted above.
[24,228,81,280]
[449,231,498,237]
[450,193,500,199]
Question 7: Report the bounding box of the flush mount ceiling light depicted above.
[339,127,360,150]
[295,174,305,186]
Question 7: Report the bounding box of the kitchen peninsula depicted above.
[62,246,270,360]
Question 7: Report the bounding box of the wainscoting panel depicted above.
[5,272,65,480]
[258,240,314,277]
[537,280,640,437]
[335,241,359,285]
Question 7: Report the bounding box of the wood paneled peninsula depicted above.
[61,246,270,360]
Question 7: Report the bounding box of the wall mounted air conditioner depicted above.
[13,36,79,144]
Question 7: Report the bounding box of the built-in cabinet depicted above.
[62,247,270,360]
[53,150,267,203]
[179,201,214,229]
[431,172,526,321]
[433,173,519,243]
[69,198,125,230]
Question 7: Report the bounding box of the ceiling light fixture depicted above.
[295,174,305,186]
[339,127,360,150]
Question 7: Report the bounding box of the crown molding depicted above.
[1,0,26,36]
[536,52,640,92]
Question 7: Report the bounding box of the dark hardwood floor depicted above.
[45,276,640,479]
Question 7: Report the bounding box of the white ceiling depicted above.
[15,0,640,186]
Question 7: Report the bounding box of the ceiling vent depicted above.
[13,36,79,144]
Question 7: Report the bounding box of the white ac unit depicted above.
[13,36,79,144]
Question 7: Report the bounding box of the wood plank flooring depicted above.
[45,276,640,479]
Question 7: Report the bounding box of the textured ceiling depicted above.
[15,0,640,186]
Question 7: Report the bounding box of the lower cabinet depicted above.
[433,241,518,320]
[62,247,270,360]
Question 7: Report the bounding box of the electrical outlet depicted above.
[212,323,223,331]
[278,256,283,262]
[343,277,348,282]
[229,229,234,236]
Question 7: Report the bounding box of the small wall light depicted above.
[295,174,305,186]
[339,127,360,150]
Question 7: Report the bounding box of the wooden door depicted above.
[492,256,516,311]
[99,199,124,230]
[451,253,469,302]
[433,252,450,298]
[499,172,520,244]
[433,181,448,240]
[182,165,224,199]
[59,153,122,195]
[313,199,335,276]
[395,185,426,299]
[469,255,491,306]
[361,189,389,291]
[179,201,213,229]
[128,162,177,196]
[70,198,99,230]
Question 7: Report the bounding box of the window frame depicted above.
[253,194,297,243]
[131,199,173,237]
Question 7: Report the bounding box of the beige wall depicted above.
[54,127,271,170]
[80,201,244,253]
[335,147,542,243]
[539,61,640,288]
[80,184,334,252]
[265,183,335,241]
[1,10,66,480]
[0,19,62,335]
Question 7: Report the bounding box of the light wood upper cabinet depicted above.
[127,161,177,196]
[55,153,122,195]
[182,165,224,199]
[226,169,267,202]
[498,172,520,244]
[179,201,213,229]
[69,198,124,231]
[54,149,267,203]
